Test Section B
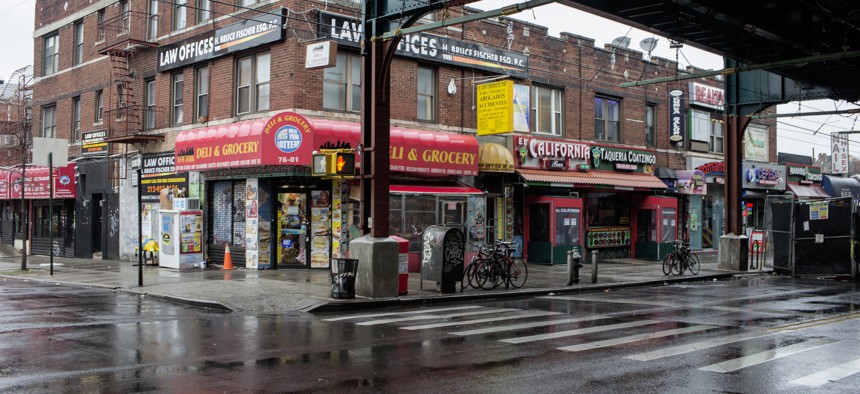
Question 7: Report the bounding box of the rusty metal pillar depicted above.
[725,115,750,236]
[360,37,392,238]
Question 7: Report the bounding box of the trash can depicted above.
[420,225,465,293]
[331,258,359,299]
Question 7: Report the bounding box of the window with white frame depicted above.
[239,0,260,6]
[147,0,158,40]
[594,96,620,141]
[173,0,187,31]
[43,33,59,76]
[144,79,155,130]
[323,52,361,112]
[172,72,184,125]
[97,9,105,41]
[41,105,56,138]
[195,66,209,122]
[531,85,563,135]
[417,65,436,121]
[690,109,711,143]
[197,0,211,23]
[645,104,655,147]
[73,21,84,66]
[94,90,103,123]
[71,97,81,141]
[710,119,724,153]
[120,0,130,34]
[236,52,270,115]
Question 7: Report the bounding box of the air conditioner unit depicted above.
[173,198,200,210]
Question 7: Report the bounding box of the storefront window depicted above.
[662,208,677,243]
[404,195,435,253]
[586,192,630,226]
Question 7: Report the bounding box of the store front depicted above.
[741,161,787,234]
[5,164,77,257]
[786,164,828,200]
[693,160,725,249]
[675,170,707,250]
[473,140,517,262]
[0,169,12,246]
[174,111,480,270]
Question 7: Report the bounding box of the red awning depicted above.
[517,168,668,190]
[787,183,830,199]
[390,184,484,195]
[4,164,77,200]
[175,112,478,176]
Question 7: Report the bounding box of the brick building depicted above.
[22,1,775,267]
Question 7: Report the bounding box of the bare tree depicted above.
[0,65,33,270]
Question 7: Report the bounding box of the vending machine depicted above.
[159,199,204,269]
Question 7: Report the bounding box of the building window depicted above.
[147,0,159,40]
[41,105,56,138]
[172,72,184,125]
[71,97,81,141]
[236,52,270,115]
[197,0,211,22]
[173,0,187,31]
[144,79,156,130]
[323,52,361,112]
[119,0,130,34]
[73,21,84,66]
[417,65,436,121]
[97,9,105,41]
[530,85,563,135]
[95,90,103,123]
[43,33,59,76]
[710,119,724,153]
[595,96,621,142]
[195,66,209,122]
[645,104,655,147]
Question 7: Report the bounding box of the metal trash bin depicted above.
[331,258,359,299]
[420,225,465,293]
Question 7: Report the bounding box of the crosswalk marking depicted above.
[449,315,610,336]
[322,306,482,322]
[557,325,717,353]
[625,331,775,361]
[698,338,840,373]
[789,357,860,387]
[500,320,662,344]
[356,308,518,326]
[401,311,561,331]
[540,295,818,316]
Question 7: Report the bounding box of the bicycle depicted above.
[463,242,496,289]
[477,241,528,289]
[663,239,699,276]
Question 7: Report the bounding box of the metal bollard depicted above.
[591,250,599,284]
[567,249,582,285]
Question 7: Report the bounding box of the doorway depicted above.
[91,193,103,254]
[276,191,309,268]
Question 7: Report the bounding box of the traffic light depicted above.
[311,153,329,176]
[334,152,356,175]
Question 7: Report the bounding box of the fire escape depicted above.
[97,10,164,144]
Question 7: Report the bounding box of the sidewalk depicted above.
[0,251,747,314]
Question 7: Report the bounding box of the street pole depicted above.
[137,168,143,286]
[49,152,53,275]
[20,148,26,270]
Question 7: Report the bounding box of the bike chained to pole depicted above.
[662,239,700,276]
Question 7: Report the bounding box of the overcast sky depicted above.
[1,0,855,159]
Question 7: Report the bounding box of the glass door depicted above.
[277,192,308,268]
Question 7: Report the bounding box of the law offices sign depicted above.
[319,11,529,78]
[157,8,286,72]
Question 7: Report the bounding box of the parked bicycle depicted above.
[662,239,700,276]
[463,241,528,290]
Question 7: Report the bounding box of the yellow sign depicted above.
[477,80,514,135]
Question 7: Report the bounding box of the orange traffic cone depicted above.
[223,244,234,270]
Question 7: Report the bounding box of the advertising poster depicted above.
[310,189,331,268]
[331,182,343,259]
[245,178,259,269]
[744,125,769,162]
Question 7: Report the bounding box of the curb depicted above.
[306,272,740,313]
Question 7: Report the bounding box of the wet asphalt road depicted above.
[3,276,860,393]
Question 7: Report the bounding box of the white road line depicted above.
[322,306,482,322]
[500,320,662,344]
[790,357,860,387]
[698,338,840,373]
[557,325,718,353]
[356,308,518,326]
[401,311,561,331]
[540,295,810,315]
[625,331,775,361]
[449,315,610,336]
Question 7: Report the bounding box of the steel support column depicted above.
[725,115,749,236]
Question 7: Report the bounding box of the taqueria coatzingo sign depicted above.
[157,9,285,72]
[590,145,656,172]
